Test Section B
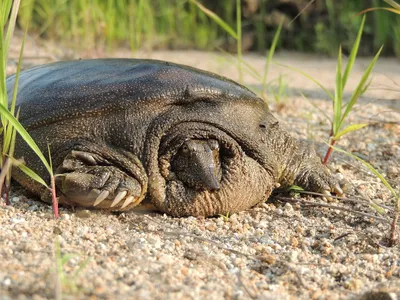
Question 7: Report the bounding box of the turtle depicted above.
[5,59,342,217]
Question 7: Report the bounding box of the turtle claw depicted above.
[320,183,344,201]
[293,167,344,202]
[121,195,135,209]
[56,158,145,210]
[321,184,344,201]
[321,189,333,201]
[111,191,127,207]
[334,184,343,196]
[93,190,110,206]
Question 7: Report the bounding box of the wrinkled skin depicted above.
[6,59,341,217]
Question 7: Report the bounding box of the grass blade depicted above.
[5,108,20,190]
[339,45,383,128]
[3,0,21,63]
[217,49,262,81]
[7,156,48,188]
[342,15,365,89]
[276,62,334,101]
[0,8,9,111]
[333,45,343,135]
[329,145,398,201]
[262,20,283,97]
[3,27,27,155]
[385,0,400,9]
[1,2,12,24]
[47,143,53,174]
[287,185,304,191]
[190,0,238,39]
[358,7,400,16]
[333,123,368,140]
[10,27,27,117]
[0,103,52,174]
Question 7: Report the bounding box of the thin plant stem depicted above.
[323,139,336,164]
[4,185,9,206]
[296,190,394,211]
[274,196,391,224]
[51,176,58,219]
[0,158,12,204]
[390,213,399,246]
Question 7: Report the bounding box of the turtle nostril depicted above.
[207,177,221,191]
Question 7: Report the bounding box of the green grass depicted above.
[360,0,400,57]
[0,0,59,218]
[269,75,288,110]
[262,20,284,105]
[1,0,22,204]
[14,1,400,57]
[191,1,286,105]
[54,239,89,297]
[190,0,243,82]
[20,0,222,52]
[324,15,382,164]
[359,0,400,15]
[278,15,383,164]
[219,212,230,222]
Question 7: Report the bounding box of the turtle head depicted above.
[171,139,221,191]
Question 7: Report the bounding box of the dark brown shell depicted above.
[6,59,262,129]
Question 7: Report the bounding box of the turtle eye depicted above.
[259,123,267,129]
[181,144,189,153]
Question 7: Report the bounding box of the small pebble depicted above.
[3,278,11,286]
[10,217,25,224]
[75,209,91,218]
[283,203,294,216]
[53,226,62,235]
[60,213,71,220]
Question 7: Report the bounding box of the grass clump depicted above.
[279,15,382,164]
[322,15,383,164]
[0,0,59,218]
[19,0,221,52]
[192,0,287,107]
[359,0,400,56]
[14,1,399,57]
[54,239,89,298]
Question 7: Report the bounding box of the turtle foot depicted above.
[291,141,344,200]
[298,167,343,200]
[55,148,146,210]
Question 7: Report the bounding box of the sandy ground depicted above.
[1,37,399,299]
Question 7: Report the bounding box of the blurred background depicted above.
[15,0,400,57]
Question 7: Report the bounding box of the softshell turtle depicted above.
[6,59,342,217]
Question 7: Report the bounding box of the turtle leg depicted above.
[292,141,343,197]
[51,141,147,210]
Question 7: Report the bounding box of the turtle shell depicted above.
[6,59,263,129]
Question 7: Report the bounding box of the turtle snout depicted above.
[171,139,222,191]
[202,166,221,191]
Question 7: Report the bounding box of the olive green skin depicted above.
[6,59,339,217]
